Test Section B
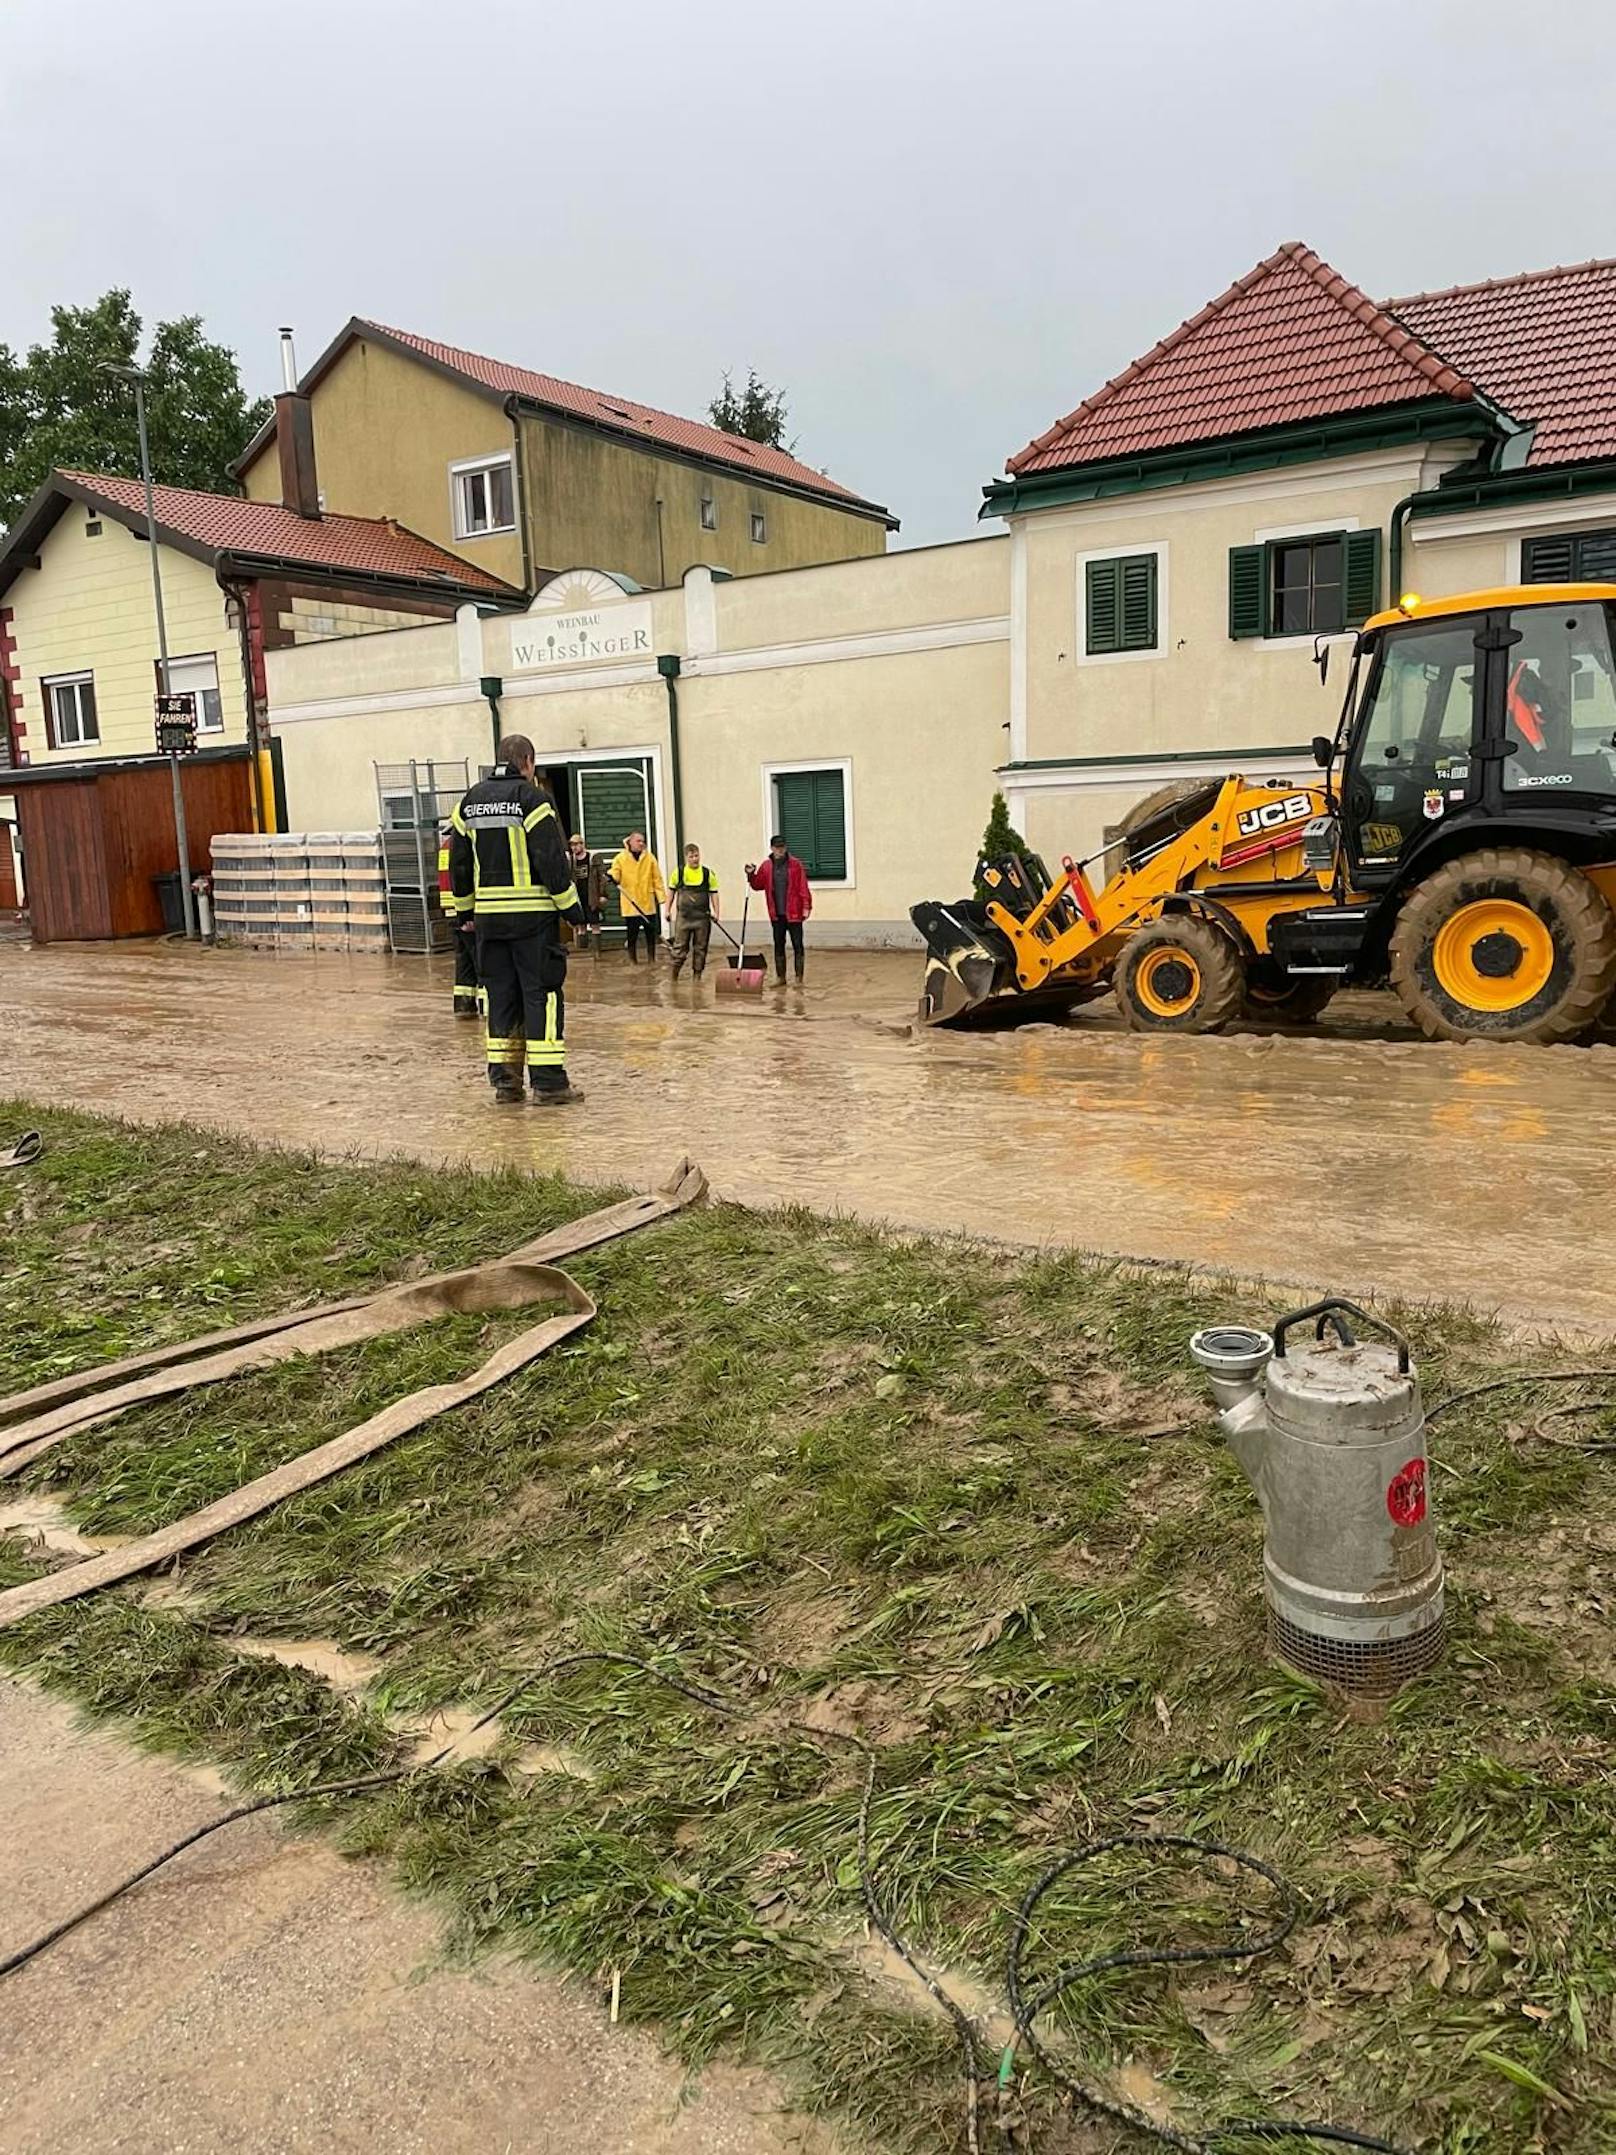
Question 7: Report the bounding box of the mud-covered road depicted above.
[3,937,1612,1332]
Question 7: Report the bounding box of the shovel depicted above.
[715,896,766,994]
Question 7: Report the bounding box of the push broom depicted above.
[714,893,767,994]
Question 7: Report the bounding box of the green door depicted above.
[575,762,657,936]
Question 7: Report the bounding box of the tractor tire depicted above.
[1242,959,1336,1026]
[1389,847,1616,1044]
[1115,917,1244,1034]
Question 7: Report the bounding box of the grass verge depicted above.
[2,1102,1613,2152]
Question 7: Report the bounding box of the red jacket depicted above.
[747,854,813,923]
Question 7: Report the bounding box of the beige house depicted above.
[234,322,895,595]
[259,241,1616,951]
[990,243,1616,867]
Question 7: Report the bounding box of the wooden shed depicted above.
[10,747,256,942]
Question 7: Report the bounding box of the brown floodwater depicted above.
[2,936,1613,1334]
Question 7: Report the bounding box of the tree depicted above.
[0,291,270,528]
[975,791,1030,902]
[708,368,792,449]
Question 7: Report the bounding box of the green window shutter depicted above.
[1085,559,1121,654]
[1523,534,1576,583]
[1229,544,1266,638]
[1343,529,1382,626]
[774,769,847,880]
[1120,554,1157,650]
[1577,529,1616,580]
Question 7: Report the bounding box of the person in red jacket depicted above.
[745,834,813,981]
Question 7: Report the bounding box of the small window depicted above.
[451,457,516,539]
[84,518,102,538]
[44,672,98,749]
[162,653,225,734]
[1085,554,1158,655]
[700,496,718,532]
[1523,529,1616,584]
[750,511,767,544]
[1229,530,1381,639]
[771,767,848,881]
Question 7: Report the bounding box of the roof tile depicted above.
[1009,243,1473,476]
[360,322,888,515]
[1389,258,1616,467]
[59,472,513,592]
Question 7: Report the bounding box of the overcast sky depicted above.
[3,0,1610,548]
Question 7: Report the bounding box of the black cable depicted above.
[1426,1369,1616,1421]
[1,1651,1419,2152]
[0,1650,721,1984]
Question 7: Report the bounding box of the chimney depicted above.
[273,327,320,519]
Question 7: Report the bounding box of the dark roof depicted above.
[235,318,894,523]
[1389,257,1616,468]
[0,471,518,601]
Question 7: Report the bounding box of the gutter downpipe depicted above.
[503,395,534,598]
[656,654,685,860]
[217,565,273,834]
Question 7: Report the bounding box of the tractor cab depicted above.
[1335,586,1616,883]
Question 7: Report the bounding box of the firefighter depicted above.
[438,821,482,1019]
[448,735,583,1106]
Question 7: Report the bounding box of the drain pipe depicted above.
[656,653,686,859]
[480,675,504,765]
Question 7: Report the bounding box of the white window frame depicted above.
[750,510,768,544]
[44,671,99,750]
[162,652,225,734]
[760,756,855,889]
[700,495,718,532]
[450,453,516,540]
[1073,540,1169,668]
[1251,515,1361,652]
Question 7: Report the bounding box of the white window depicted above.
[44,672,98,749]
[451,456,516,539]
[163,653,224,734]
[750,510,767,544]
[700,496,717,532]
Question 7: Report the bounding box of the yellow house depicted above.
[0,459,516,867]
[233,321,895,594]
[984,243,1616,867]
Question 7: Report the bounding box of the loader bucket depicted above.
[912,897,1112,1028]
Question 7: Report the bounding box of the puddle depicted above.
[229,1634,384,1693]
[842,1930,1013,2046]
[0,1493,130,1558]
[4,939,1615,1331]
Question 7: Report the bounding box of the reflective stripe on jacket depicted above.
[448,769,580,928]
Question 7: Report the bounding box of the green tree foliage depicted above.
[708,368,792,449]
[0,291,270,527]
[975,791,1031,902]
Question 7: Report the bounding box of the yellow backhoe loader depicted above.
[913,585,1616,1044]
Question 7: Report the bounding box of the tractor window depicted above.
[1501,604,1616,798]
[1350,622,1477,859]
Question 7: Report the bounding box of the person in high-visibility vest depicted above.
[438,823,482,1019]
[666,842,719,979]
[448,735,583,1106]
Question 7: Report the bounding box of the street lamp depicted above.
[103,361,197,940]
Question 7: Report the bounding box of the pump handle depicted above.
[1271,1297,1410,1374]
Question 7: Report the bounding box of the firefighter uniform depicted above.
[448,766,581,1099]
[437,825,482,1018]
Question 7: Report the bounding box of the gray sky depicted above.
[3,0,1611,547]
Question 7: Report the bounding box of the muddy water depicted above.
[2,937,1613,1333]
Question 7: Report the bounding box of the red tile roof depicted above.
[358,320,889,516]
[58,471,513,592]
[1389,258,1616,468]
[1009,243,1475,476]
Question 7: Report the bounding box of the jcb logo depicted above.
[1235,793,1313,839]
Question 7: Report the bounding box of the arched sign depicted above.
[508,568,653,674]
